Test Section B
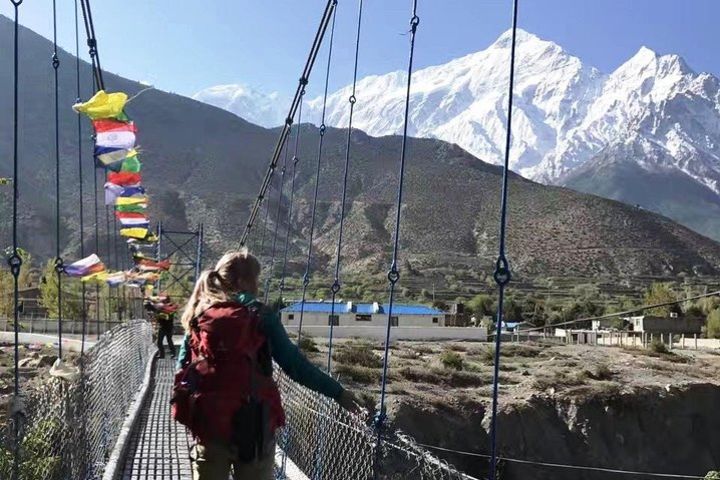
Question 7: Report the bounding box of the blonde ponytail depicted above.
[180,249,261,331]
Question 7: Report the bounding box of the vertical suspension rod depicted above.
[240,0,338,246]
[489,1,519,479]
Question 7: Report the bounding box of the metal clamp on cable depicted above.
[319,123,327,136]
[373,408,386,431]
[387,265,400,285]
[52,53,60,70]
[54,257,65,274]
[493,255,512,287]
[330,280,340,295]
[410,15,420,31]
[302,273,310,288]
[7,254,22,279]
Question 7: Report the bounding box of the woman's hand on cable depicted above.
[338,389,363,415]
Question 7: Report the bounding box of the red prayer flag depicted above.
[108,171,141,186]
[115,211,148,220]
[93,118,137,133]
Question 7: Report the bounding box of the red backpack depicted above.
[171,301,285,459]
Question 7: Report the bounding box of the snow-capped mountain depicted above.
[304,30,720,188]
[195,30,720,188]
[192,84,287,128]
[192,30,720,239]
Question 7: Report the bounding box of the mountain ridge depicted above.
[3,16,720,282]
[195,28,720,241]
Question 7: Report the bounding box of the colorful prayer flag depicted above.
[120,227,150,239]
[119,218,150,228]
[105,271,126,287]
[73,90,128,120]
[95,148,131,170]
[108,171,141,186]
[115,197,148,207]
[115,211,148,220]
[65,254,105,277]
[120,155,142,173]
[94,119,136,150]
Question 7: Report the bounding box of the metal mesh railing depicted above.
[275,369,376,480]
[0,319,154,480]
[275,369,475,480]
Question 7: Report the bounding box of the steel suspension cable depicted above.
[375,0,419,446]
[79,0,105,91]
[74,0,88,355]
[326,0,364,374]
[277,95,305,302]
[79,0,105,337]
[297,1,338,342]
[264,134,291,304]
[8,3,23,479]
[258,178,274,256]
[489,1,519,479]
[94,168,100,337]
[240,0,338,246]
[52,0,65,359]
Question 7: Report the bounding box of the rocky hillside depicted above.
[3,16,720,280]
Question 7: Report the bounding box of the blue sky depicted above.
[1,0,718,99]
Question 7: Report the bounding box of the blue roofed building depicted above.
[280,301,446,328]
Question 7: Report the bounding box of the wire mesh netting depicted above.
[0,318,473,480]
[0,319,154,480]
[274,368,474,480]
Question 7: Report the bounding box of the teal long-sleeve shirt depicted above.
[176,293,343,401]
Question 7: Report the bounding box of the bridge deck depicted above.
[121,357,192,479]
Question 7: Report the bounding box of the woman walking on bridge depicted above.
[172,249,359,480]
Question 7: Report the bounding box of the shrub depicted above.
[649,338,669,354]
[707,308,720,339]
[333,342,382,368]
[298,335,319,353]
[585,364,613,381]
[705,471,720,480]
[440,350,464,371]
[336,364,379,384]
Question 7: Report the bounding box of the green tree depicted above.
[558,299,605,328]
[706,309,720,339]
[643,283,681,316]
[697,296,720,316]
[39,260,83,319]
[0,267,12,317]
[466,294,493,316]
[522,297,548,327]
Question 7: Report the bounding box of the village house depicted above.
[624,314,705,335]
[592,314,704,335]
[280,301,446,328]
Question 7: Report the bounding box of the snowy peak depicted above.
[193,30,720,192]
[192,84,287,128]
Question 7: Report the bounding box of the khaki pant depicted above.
[190,442,275,480]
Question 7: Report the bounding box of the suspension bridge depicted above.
[1,0,717,479]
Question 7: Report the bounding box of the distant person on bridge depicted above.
[145,295,178,359]
[172,249,360,480]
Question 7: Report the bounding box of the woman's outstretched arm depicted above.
[263,311,344,400]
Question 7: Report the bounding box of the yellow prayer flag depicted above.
[81,272,108,283]
[115,197,149,206]
[73,90,128,120]
[120,228,149,239]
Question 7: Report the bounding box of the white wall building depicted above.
[280,301,446,328]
